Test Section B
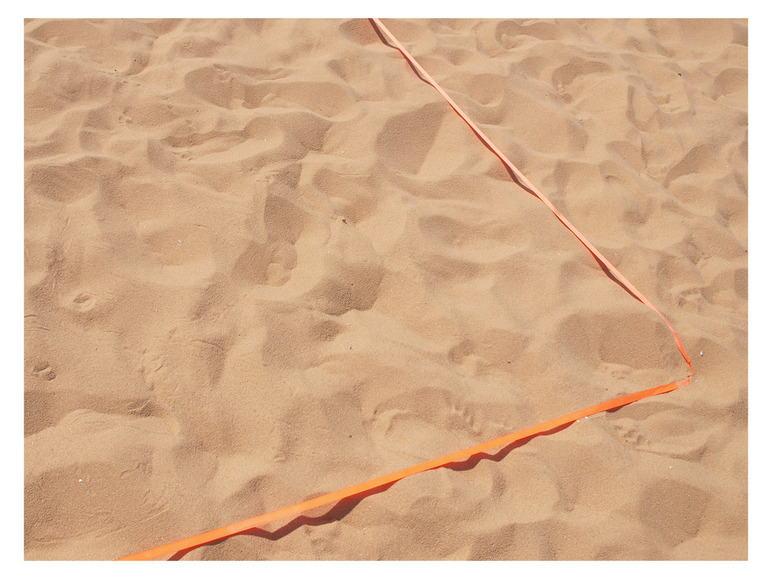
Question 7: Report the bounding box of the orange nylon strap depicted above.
[116,19,692,561]
[369,18,692,376]
[117,379,686,561]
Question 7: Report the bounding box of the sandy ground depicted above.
[24,18,747,560]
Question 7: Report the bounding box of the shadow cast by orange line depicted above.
[442,421,572,472]
[167,421,574,560]
[167,480,398,560]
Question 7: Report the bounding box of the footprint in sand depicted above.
[31,361,56,381]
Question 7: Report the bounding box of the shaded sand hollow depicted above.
[24,19,747,560]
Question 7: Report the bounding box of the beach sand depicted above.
[24,18,747,560]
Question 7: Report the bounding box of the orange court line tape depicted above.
[369,18,693,373]
[117,381,687,561]
[115,18,693,561]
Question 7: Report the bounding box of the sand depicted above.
[23,18,748,560]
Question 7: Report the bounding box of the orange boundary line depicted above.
[117,381,686,560]
[115,19,693,561]
[369,18,692,373]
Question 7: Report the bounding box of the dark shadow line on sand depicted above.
[369,19,433,89]
[168,421,575,560]
[588,252,643,303]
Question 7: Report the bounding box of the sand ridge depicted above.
[24,19,747,560]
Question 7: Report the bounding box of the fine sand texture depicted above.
[24,19,748,560]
